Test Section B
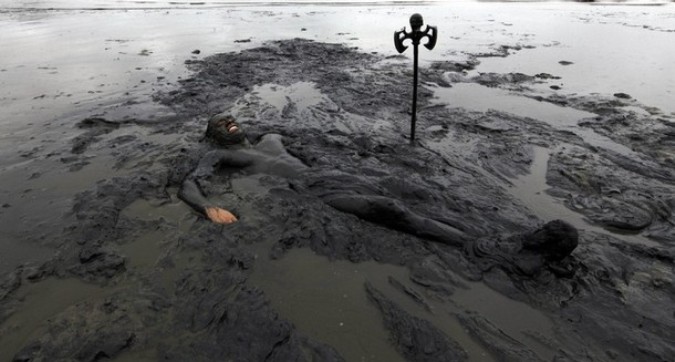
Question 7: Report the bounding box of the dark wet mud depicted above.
[1,39,674,362]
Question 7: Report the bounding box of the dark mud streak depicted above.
[456,312,541,362]
[547,146,675,239]
[71,117,123,155]
[548,93,675,173]
[365,282,468,362]
[2,39,674,362]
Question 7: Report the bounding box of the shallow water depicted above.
[250,248,411,362]
[251,82,328,111]
[470,5,675,115]
[250,246,556,361]
[0,278,108,361]
[432,82,639,156]
[507,145,662,247]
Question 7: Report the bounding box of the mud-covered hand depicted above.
[204,206,238,224]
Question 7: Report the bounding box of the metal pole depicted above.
[393,13,436,145]
[411,43,418,144]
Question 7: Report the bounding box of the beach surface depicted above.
[1,1,674,361]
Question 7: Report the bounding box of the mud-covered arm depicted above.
[178,149,254,223]
[177,178,211,214]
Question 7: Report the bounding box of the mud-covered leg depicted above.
[324,194,469,247]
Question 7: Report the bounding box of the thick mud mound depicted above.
[1,39,673,362]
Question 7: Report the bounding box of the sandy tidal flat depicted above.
[1,1,674,361]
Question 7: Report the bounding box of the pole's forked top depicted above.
[394,13,437,53]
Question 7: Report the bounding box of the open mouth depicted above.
[227,123,239,134]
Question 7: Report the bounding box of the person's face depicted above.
[223,119,240,136]
[207,115,247,147]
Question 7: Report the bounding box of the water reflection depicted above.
[432,83,639,157]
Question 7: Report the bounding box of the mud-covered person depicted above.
[182,114,580,281]
[178,113,307,224]
[178,113,471,247]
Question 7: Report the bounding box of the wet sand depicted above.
[1,1,674,361]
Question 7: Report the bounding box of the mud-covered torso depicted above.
[243,151,308,179]
[212,133,308,179]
